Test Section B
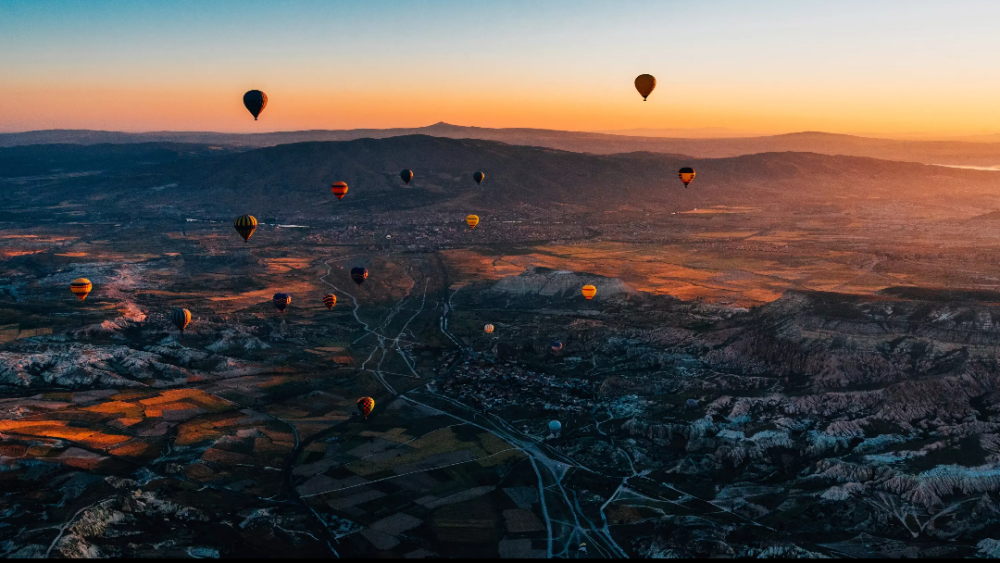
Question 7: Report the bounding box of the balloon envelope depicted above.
[357,397,375,418]
[549,420,562,431]
[234,215,257,242]
[272,293,291,312]
[243,90,268,120]
[70,278,92,301]
[400,169,413,185]
[473,171,485,185]
[634,74,656,100]
[678,167,696,187]
[551,340,563,352]
[581,285,597,300]
[171,308,192,332]
[484,323,494,334]
[351,267,368,286]
[323,293,337,309]
[331,182,349,200]
[466,215,480,229]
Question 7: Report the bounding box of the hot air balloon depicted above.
[234,215,257,242]
[581,285,597,300]
[70,278,92,301]
[272,293,291,313]
[551,340,563,353]
[351,267,368,286]
[357,396,375,419]
[466,215,480,229]
[331,182,349,200]
[678,167,696,188]
[473,171,485,185]
[243,90,268,120]
[171,308,192,332]
[484,323,494,334]
[686,398,699,409]
[323,293,337,310]
[400,169,413,185]
[634,74,656,101]
[549,420,562,432]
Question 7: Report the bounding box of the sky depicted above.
[2,0,1000,136]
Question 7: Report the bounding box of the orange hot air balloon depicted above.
[484,323,494,334]
[323,293,337,309]
[466,215,480,229]
[678,167,696,188]
[70,278,92,301]
[234,215,257,242]
[581,285,597,300]
[357,397,375,419]
[634,74,656,101]
[331,182,349,200]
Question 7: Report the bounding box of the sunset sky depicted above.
[3,0,1000,137]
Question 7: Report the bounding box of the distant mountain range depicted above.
[4,123,1000,167]
[5,135,1000,219]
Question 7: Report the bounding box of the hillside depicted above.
[4,135,1000,220]
[6,123,1000,166]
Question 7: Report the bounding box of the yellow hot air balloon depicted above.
[484,323,494,334]
[466,215,480,229]
[634,74,656,101]
[581,285,597,300]
[70,278,92,301]
[678,167,696,188]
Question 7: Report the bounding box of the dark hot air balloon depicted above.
[323,293,337,309]
[272,293,291,313]
[551,340,563,353]
[70,278,92,301]
[678,167,696,188]
[634,74,656,101]
[331,182,349,200]
[400,169,413,185]
[234,215,257,242]
[243,90,267,120]
[473,171,485,185]
[171,308,192,332]
[357,396,375,419]
[351,267,368,286]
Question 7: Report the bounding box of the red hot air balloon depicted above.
[331,182,349,200]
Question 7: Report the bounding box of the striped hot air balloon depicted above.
[272,293,291,313]
[484,323,494,334]
[581,285,597,300]
[323,293,337,309]
[678,167,696,188]
[70,278,92,301]
[234,215,257,242]
[171,308,192,332]
[466,215,479,229]
[331,182,349,200]
[357,396,375,419]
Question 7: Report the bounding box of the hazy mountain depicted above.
[5,123,1000,167]
[5,135,1000,219]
